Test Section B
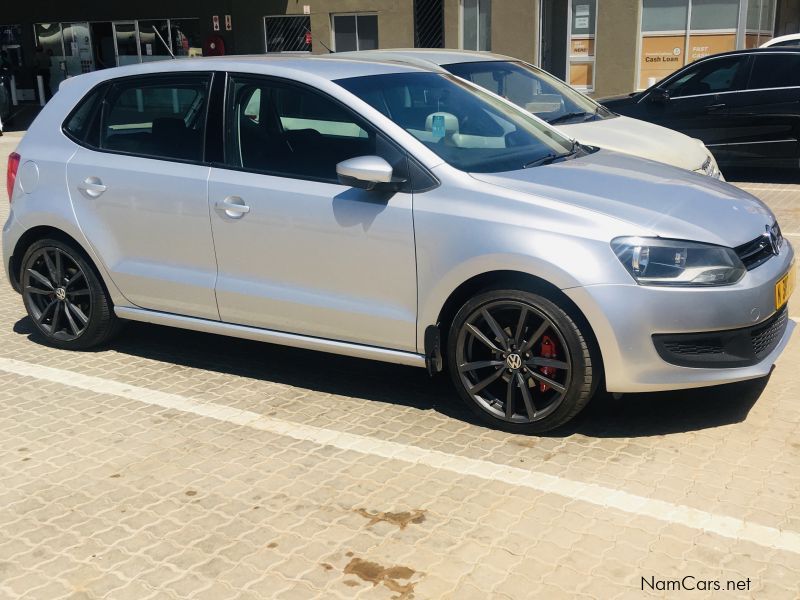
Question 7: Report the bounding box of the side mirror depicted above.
[649,87,670,104]
[336,156,399,191]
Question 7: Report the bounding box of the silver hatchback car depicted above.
[3,57,796,433]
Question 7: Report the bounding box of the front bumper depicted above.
[565,240,795,393]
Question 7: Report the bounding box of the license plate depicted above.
[775,263,797,310]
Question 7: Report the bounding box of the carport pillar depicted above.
[10,75,18,106]
[37,76,46,107]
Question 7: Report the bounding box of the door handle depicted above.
[79,176,107,198]
[706,103,726,112]
[215,196,250,219]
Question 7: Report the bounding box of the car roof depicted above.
[762,33,800,46]
[691,46,800,61]
[330,49,516,68]
[61,54,430,86]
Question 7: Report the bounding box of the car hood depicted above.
[597,93,639,109]
[470,150,774,248]
[556,115,709,172]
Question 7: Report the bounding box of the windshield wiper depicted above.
[547,111,592,125]
[523,142,582,169]
[523,152,567,168]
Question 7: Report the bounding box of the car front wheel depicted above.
[447,289,597,433]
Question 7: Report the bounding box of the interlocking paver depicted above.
[1,132,799,598]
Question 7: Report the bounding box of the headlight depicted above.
[696,154,723,179]
[611,237,745,286]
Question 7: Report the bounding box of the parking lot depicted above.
[1,126,799,599]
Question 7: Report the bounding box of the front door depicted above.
[208,75,417,351]
[642,54,751,146]
[66,73,219,320]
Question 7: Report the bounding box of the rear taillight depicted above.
[7,152,20,201]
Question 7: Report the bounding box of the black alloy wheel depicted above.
[21,239,121,349]
[448,289,596,433]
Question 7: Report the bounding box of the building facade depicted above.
[1,0,797,101]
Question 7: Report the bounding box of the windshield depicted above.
[445,60,611,125]
[337,72,574,173]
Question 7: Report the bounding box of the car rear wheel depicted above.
[447,289,597,433]
[21,238,121,350]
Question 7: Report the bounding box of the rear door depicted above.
[721,52,800,167]
[65,73,220,320]
[641,54,750,145]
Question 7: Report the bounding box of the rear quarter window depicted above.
[63,87,103,146]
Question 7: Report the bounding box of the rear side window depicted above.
[99,74,211,162]
[747,54,800,89]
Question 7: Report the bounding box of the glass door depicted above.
[33,22,67,92]
[568,0,597,91]
[113,21,140,66]
[62,22,94,76]
[138,20,171,62]
[539,0,568,80]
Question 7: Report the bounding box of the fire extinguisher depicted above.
[203,34,226,56]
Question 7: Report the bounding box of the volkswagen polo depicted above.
[3,57,795,433]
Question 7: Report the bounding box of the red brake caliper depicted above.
[538,335,557,392]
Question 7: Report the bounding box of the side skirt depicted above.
[114,306,426,368]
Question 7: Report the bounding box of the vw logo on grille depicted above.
[506,353,522,370]
[764,224,782,256]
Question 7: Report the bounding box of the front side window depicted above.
[663,56,746,96]
[226,76,405,182]
[748,54,800,89]
[338,72,573,173]
[332,14,378,52]
[100,74,210,162]
[445,60,605,124]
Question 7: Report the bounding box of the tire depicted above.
[20,238,121,350]
[447,288,597,434]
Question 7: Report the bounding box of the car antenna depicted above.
[152,26,176,59]
[308,28,334,53]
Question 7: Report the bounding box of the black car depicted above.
[600,48,800,169]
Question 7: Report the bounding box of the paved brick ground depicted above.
[1,129,799,599]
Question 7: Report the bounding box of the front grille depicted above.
[735,223,783,270]
[752,308,789,358]
[662,341,724,356]
[653,306,788,368]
